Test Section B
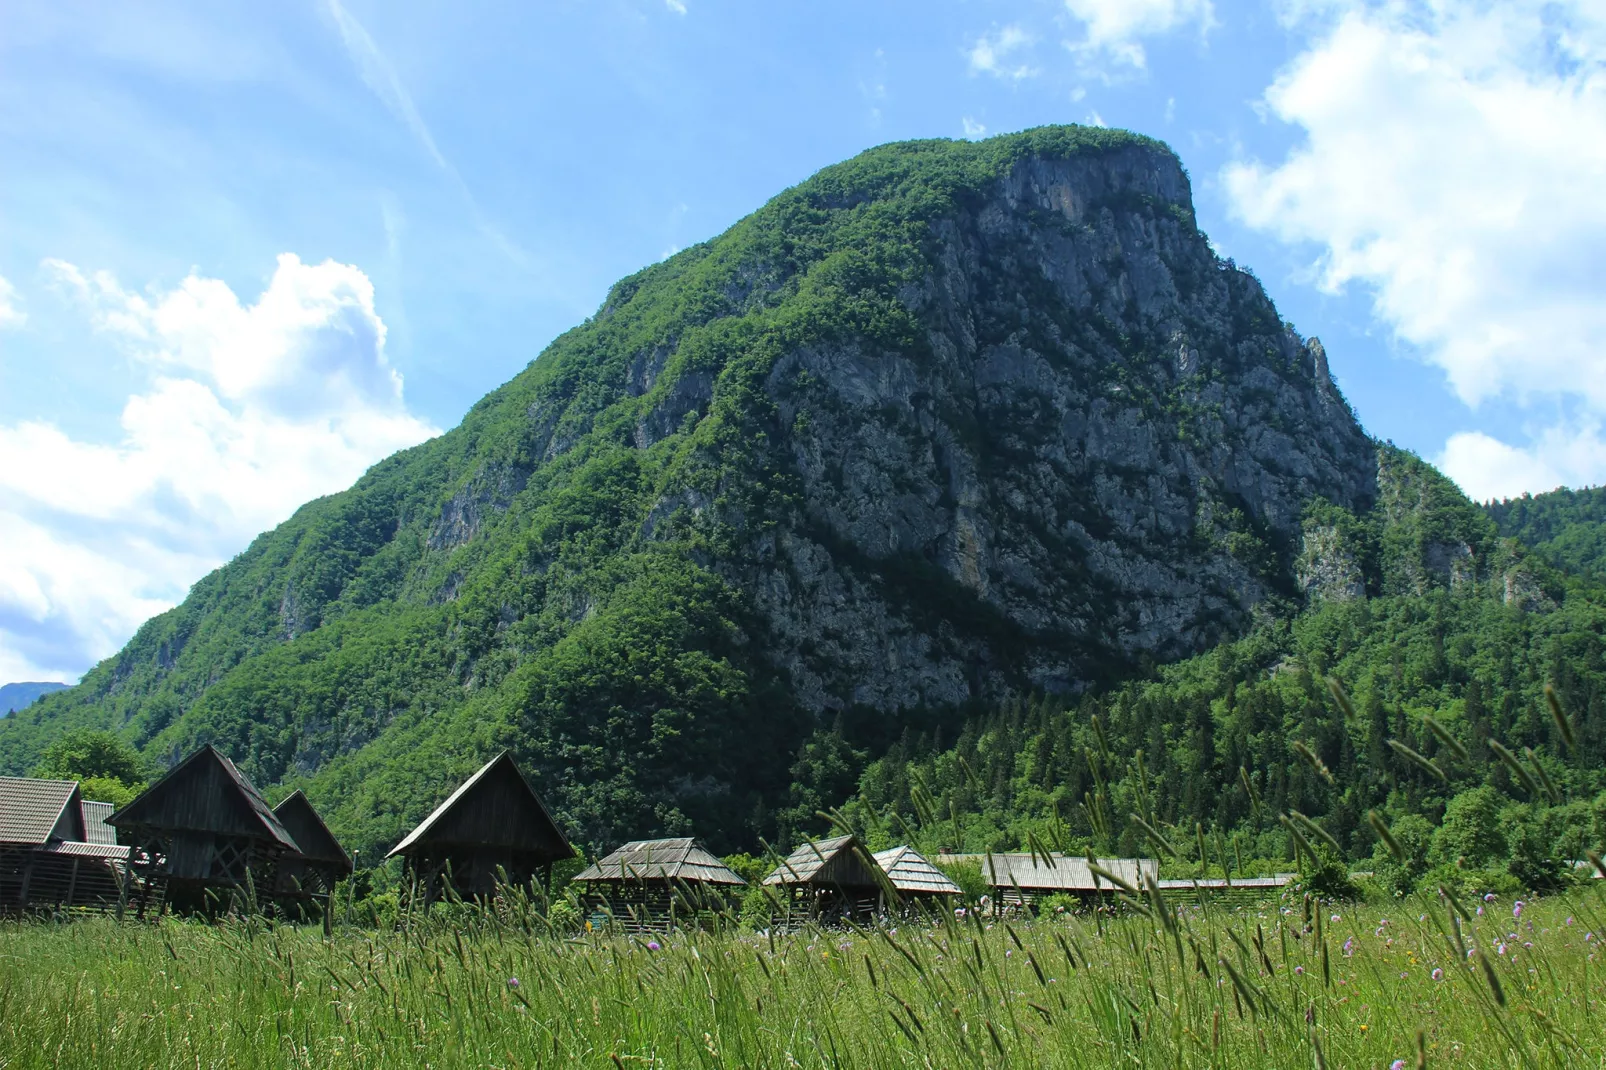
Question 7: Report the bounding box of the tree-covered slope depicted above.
[1488,485,1606,582]
[1,126,1380,860]
[844,449,1606,890]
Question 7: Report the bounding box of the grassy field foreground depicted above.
[1,892,1603,1068]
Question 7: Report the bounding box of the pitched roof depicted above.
[763,834,885,888]
[273,791,353,877]
[386,751,573,862]
[572,838,746,885]
[873,846,963,896]
[37,839,131,861]
[81,800,117,845]
[108,746,299,852]
[950,853,1160,893]
[0,777,84,845]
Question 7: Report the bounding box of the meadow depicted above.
[1,887,1602,1069]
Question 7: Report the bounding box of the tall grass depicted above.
[2,888,1602,1068]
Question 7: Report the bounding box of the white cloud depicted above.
[1063,0,1214,70]
[0,255,438,682]
[962,117,988,139]
[969,25,1038,81]
[665,0,688,14]
[1440,424,1606,502]
[0,276,25,329]
[1225,0,1606,496]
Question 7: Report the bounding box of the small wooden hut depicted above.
[386,751,574,902]
[0,777,129,913]
[571,837,745,931]
[272,790,353,925]
[872,846,962,909]
[109,745,300,915]
[762,834,887,921]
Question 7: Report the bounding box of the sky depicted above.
[1,0,1604,685]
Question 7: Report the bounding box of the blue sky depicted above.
[2,0,1604,683]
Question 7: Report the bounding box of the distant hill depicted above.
[1487,485,1606,581]
[0,682,69,718]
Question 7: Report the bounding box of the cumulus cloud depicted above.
[1440,424,1606,503]
[0,255,438,682]
[665,0,688,14]
[969,25,1037,80]
[1063,0,1214,70]
[0,276,24,329]
[962,117,988,139]
[1225,0,1606,495]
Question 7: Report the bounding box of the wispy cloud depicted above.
[0,276,24,329]
[961,117,987,139]
[1063,0,1214,71]
[968,25,1038,81]
[665,0,688,14]
[323,0,531,268]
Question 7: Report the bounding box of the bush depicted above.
[937,860,988,904]
[1299,843,1358,900]
[1369,813,1434,896]
[1431,787,1507,870]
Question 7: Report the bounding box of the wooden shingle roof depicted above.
[273,791,353,878]
[762,834,884,888]
[0,777,85,846]
[572,838,746,885]
[108,746,299,852]
[386,751,573,863]
[961,853,1159,893]
[873,846,962,896]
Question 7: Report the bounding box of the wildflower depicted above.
[1331,914,1342,923]
[1566,917,1575,926]
[1484,893,1496,902]
[1476,906,1484,916]
[1400,972,1408,979]
[1294,965,1305,975]
[1392,1061,1408,1070]
[1419,913,1428,923]
[1513,901,1525,919]
[1496,943,1506,956]
[955,908,966,917]
[1343,938,1355,957]
[1432,968,1444,981]
[647,941,662,951]
[507,977,520,989]
[1005,949,1013,958]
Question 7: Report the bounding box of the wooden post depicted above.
[18,855,34,911]
[65,857,82,909]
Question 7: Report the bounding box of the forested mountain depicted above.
[3,127,1602,880]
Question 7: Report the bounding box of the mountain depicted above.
[0,682,69,719]
[0,126,1457,859]
[1488,485,1606,582]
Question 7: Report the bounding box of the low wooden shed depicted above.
[0,777,129,914]
[109,746,301,915]
[571,837,745,931]
[872,846,962,908]
[967,853,1159,911]
[272,790,353,923]
[386,751,574,902]
[763,834,887,921]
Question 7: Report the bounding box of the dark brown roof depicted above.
[81,800,117,845]
[763,834,885,889]
[572,838,746,885]
[37,839,131,861]
[273,791,353,877]
[385,751,573,863]
[0,777,84,845]
[109,746,299,851]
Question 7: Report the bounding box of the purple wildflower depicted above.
[647,940,662,951]
[1513,900,1525,919]
[1342,937,1355,957]
[1432,968,1444,981]
[507,977,520,989]
[1295,965,1305,975]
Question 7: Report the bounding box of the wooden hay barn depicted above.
[762,834,887,921]
[571,837,745,931]
[386,751,574,902]
[109,745,300,915]
[0,777,130,914]
[959,854,1159,911]
[272,791,353,924]
[872,846,962,908]
[1157,874,1294,906]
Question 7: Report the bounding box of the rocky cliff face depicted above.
[718,145,1376,711]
